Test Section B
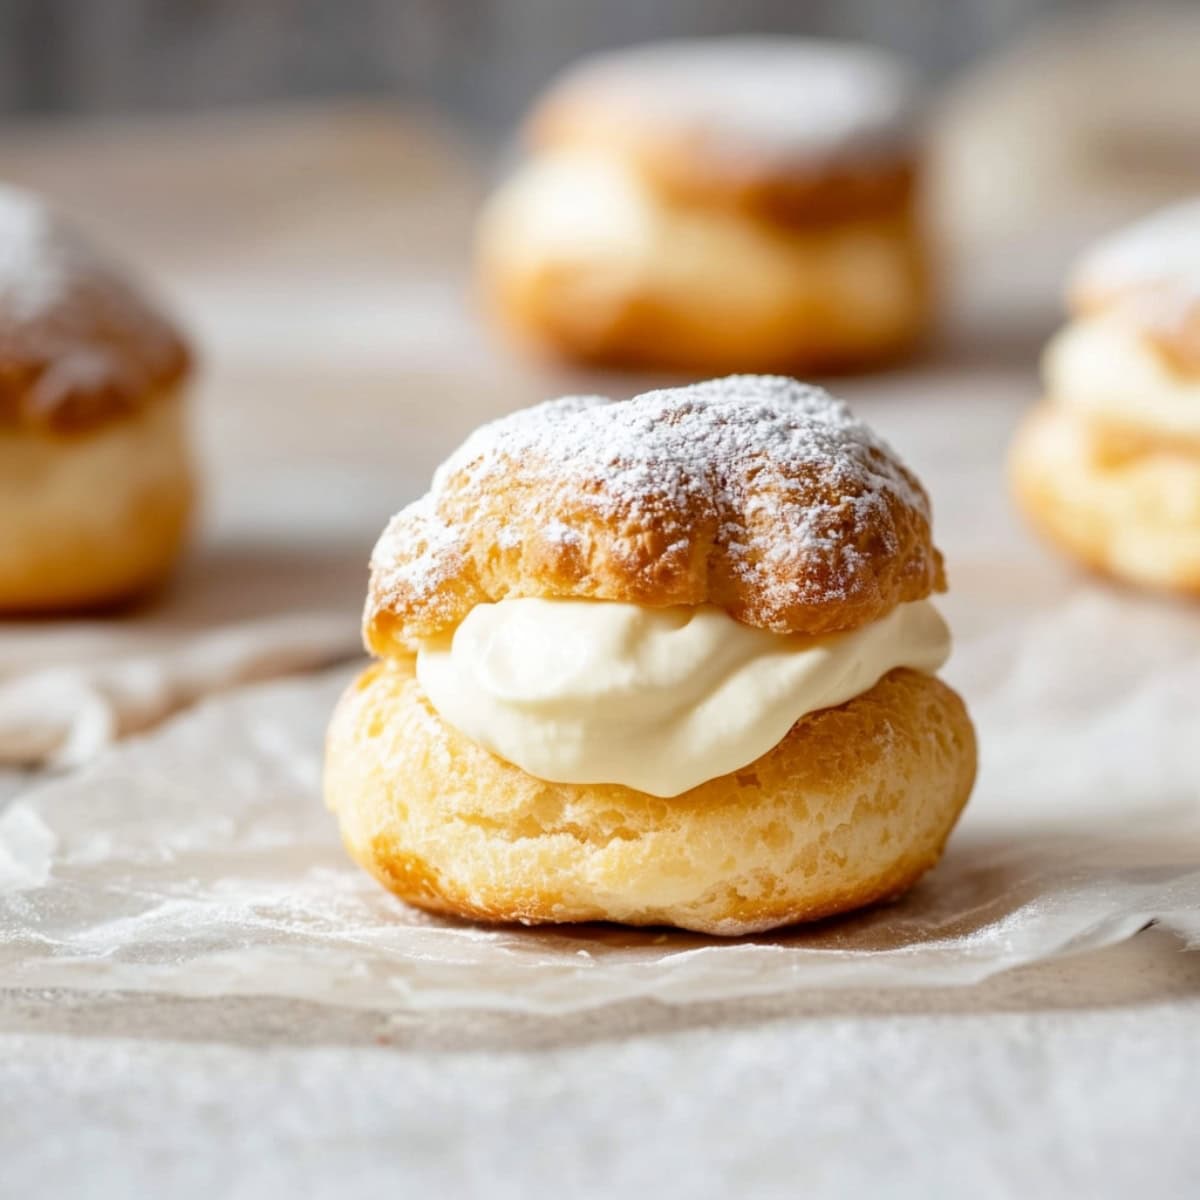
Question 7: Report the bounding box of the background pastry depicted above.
[477,38,931,374]
[0,187,194,612]
[326,375,976,935]
[1011,198,1200,595]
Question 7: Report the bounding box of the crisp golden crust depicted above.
[325,659,976,936]
[0,188,191,434]
[1010,405,1200,596]
[0,391,193,611]
[527,37,922,227]
[365,378,945,654]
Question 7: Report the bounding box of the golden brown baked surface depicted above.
[1010,404,1200,596]
[365,377,945,654]
[325,659,976,936]
[478,196,929,375]
[0,390,193,611]
[527,37,922,227]
[0,187,191,434]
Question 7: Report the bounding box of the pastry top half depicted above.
[0,186,192,435]
[365,375,944,658]
[1067,197,1200,374]
[1044,197,1200,445]
[526,37,923,226]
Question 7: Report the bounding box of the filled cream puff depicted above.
[477,38,931,374]
[1011,198,1200,594]
[326,375,975,935]
[0,187,194,612]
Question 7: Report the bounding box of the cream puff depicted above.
[326,375,975,935]
[1011,198,1200,594]
[477,38,931,374]
[0,187,194,612]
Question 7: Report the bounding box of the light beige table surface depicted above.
[0,106,1196,1199]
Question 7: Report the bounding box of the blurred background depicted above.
[0,1,1195,252]
[0,0,1129,125]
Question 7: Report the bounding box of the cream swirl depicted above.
[1045,313,1200,440]
[416,597,950,797]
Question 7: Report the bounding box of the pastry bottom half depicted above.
[480,196,929,375]
[325,657,976,936]
[0,392,194,612]
[1011,404,1200,596]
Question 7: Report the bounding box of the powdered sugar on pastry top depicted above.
[539,37,921,166]
[429,374,923,512]
[0,188,77,321]
[368,376,939,642]
[0,186,190,429]
[1073,198,1200,326]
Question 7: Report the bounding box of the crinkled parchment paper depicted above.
[0,542,363,768]
[1,585,1198,1013]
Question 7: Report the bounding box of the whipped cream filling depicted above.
[417,597,950,797]
[1045,313,1200,439]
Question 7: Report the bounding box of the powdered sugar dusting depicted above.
[0,188,77,321]
[1075,198,1200,328]
[372,495,465,597]
[371,376,932,633]
[546,37,921,166]
[0,186,190,429]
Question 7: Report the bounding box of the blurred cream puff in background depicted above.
[477,37,932,374]
[0,187,194,613]
[1010,199,1200,596]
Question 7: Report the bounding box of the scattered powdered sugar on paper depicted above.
[0,804,56,891]
[547,36,921,166]
[370,375,930,625]
[1,582,1198,1013]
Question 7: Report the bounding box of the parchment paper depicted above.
[0,541,362,768]
[2,579,1198,1013]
